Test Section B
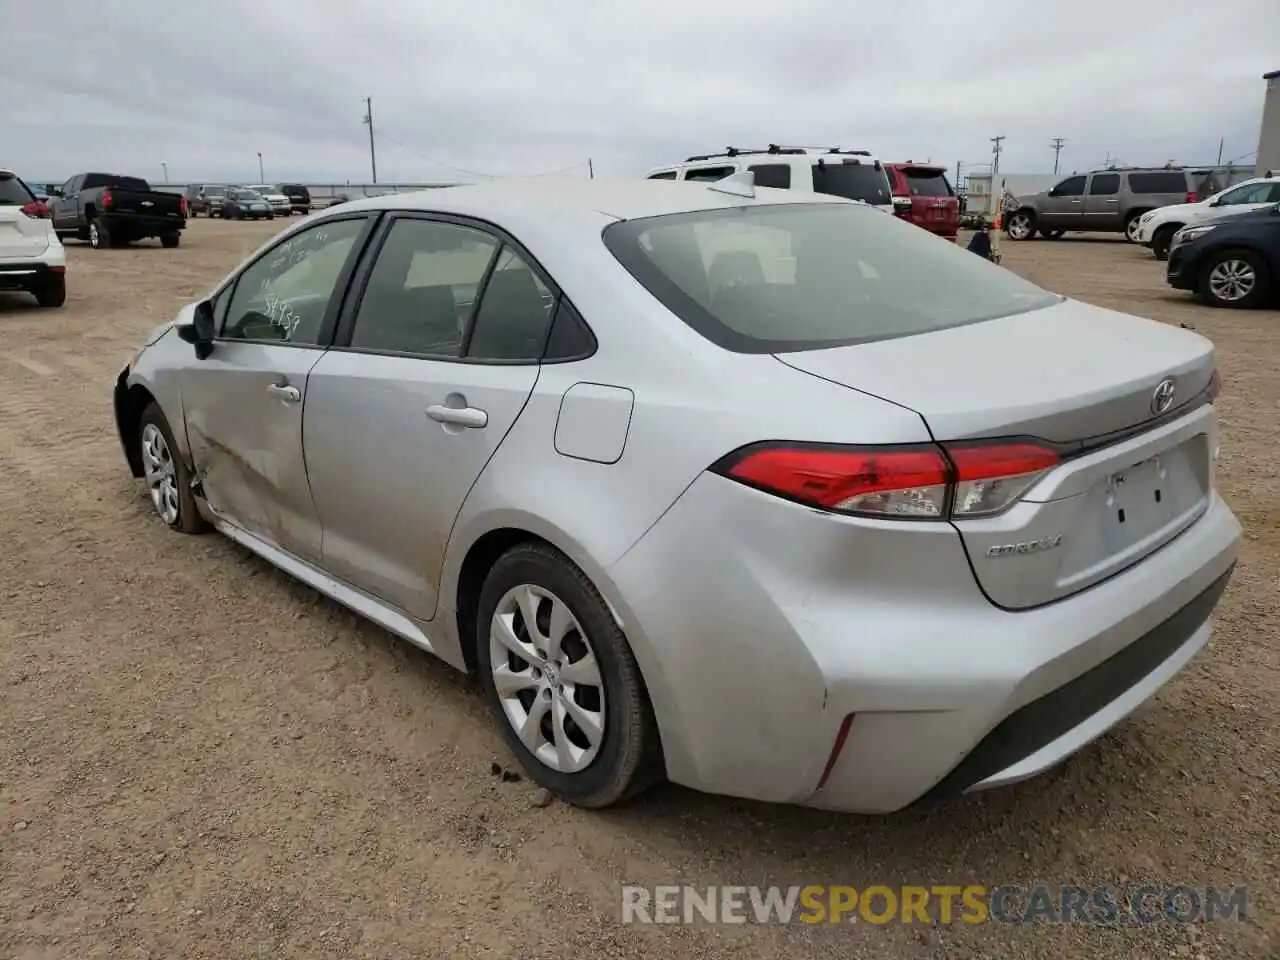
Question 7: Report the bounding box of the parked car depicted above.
[327,193,351,207]
[0,169,66,307]
[278,183,312,215]
[219,188,274,220]
[1004,167,1208,242]
[49,173,186,249]
[884,163,959,241]
[112,178,1239,814]
[646,145,894,213]
[184,183,229,218]
[1166,202,1280,309]
[1137,175,1280,260]
[247,184,293,218]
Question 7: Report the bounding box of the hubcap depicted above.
[89,224,100,246]
[1208,259,1255,302]
[1009,215,1032,240]
[140,423,180,524]
[489,584,605,773]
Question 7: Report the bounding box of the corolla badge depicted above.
[986,534,1063,559]
[1151,377,1176,416]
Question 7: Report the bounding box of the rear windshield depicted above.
[0,174,35,206]
[603,202,1059,354]
[81,174,151,192]
[905,168,953,197]
[1127,172,1187,194]
[811,161,891,205]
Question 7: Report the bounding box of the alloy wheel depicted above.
[1208,259,1256,302]
[140,423,180,524]
[1007,214,1033,240]
[489,583,606,774]
[1125,218,1143,241]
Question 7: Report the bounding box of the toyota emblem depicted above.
[1151,377,1177,415]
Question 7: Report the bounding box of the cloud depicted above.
[4,0,1276,186]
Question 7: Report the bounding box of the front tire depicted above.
[476,543,662,808]
[1151,225,1180,261]
[33,276,66,308]
[1199,249,1270,309]
[1006,210,1036,240]
[137,403,208,533]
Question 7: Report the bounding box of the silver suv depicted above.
[1004,168,1214,242]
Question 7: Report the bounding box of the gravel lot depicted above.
[1,218,1277,959]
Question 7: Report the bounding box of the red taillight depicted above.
[20,201,49,219]
[1186,191,1198,203]
[101,189,114,209]
[713,440,1061,520]
[180,196,188,217]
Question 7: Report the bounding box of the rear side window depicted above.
[465,246,556,361]
[1127,172,1188,194]
[1088,173,1120,195]
[683,166,736,183]
[904,168,953,197]
[81,174,152,192]
[603,203,1058,354]
[749,164,792,189]
[811,161,891,205]
[0,174,35,205]
[647,171,678,180]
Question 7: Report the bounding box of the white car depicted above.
[248,185,294,218]
[0,168,67,307]
[1136,175,1280,260]
[645,146,896,215]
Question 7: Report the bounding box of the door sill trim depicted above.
[212,517,438,656]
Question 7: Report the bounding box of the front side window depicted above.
[349,219,498,357]
[1051,176,1087,197]
[220,218,367,345]
[603,202,1059,354]
[1216,182,1274,205]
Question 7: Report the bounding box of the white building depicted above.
[961,173,1057,215]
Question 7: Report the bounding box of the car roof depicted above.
[322,177,853,224]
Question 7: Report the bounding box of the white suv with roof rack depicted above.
[645,145,896,214]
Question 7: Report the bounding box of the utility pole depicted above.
[362,97,378,184]
[990,135,1005,182]
[1216,137,1224,166]
[257,152,264,182]
[1050,137,1066,175]
[588,157,594,179]
[955,160,962,189]
[160,161,168,183]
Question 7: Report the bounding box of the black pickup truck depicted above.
[48,173,186,249]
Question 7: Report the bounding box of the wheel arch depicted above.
[114,376,157,478]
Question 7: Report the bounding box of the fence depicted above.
[146,181,460,204]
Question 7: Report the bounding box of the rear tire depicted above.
[1199,248,1270,309]
[33,277,66,308]
[88,218,108,249]
[1006,210,1036,240]
[161,232,180,248]
[1039,228,1065,240]
[137,403,208,534]
[1151,225,1180,261]
[476,543,663,809]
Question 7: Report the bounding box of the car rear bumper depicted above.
[104,214,185,235]
[0,259,65,290]
[608,473,1241,813]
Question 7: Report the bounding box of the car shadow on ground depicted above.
[0,292,42,313]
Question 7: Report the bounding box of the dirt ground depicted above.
[1,219,1277,960]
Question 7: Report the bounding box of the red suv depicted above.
[884,163,958,241]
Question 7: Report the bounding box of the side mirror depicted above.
[177,301,216,359]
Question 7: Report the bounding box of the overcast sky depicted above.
[5,0,1277,187]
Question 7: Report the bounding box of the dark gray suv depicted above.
[1004,168,1215,242]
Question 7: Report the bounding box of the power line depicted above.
[1050,137,1066,175]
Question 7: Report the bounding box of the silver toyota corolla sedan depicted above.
[113,175,1241,814]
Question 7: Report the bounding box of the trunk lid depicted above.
[103,188,185,219]
[0,207,51,260]
[776,299,1218,608]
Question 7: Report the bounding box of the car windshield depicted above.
[603,202,1060,354]
[0,174,35,206]
[904,168,952,197]
[811,161,891,205]
[232,191,261,200]
[205,186,227,196]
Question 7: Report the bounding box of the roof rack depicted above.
[683,144,875,162]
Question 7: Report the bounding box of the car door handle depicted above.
[1070,199,1082,204]
[266,382,301,403]
[1105,199,1119,203]
[426,404,487,429]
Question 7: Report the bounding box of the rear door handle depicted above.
[266,382,301,403]
[426,404,488,429]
